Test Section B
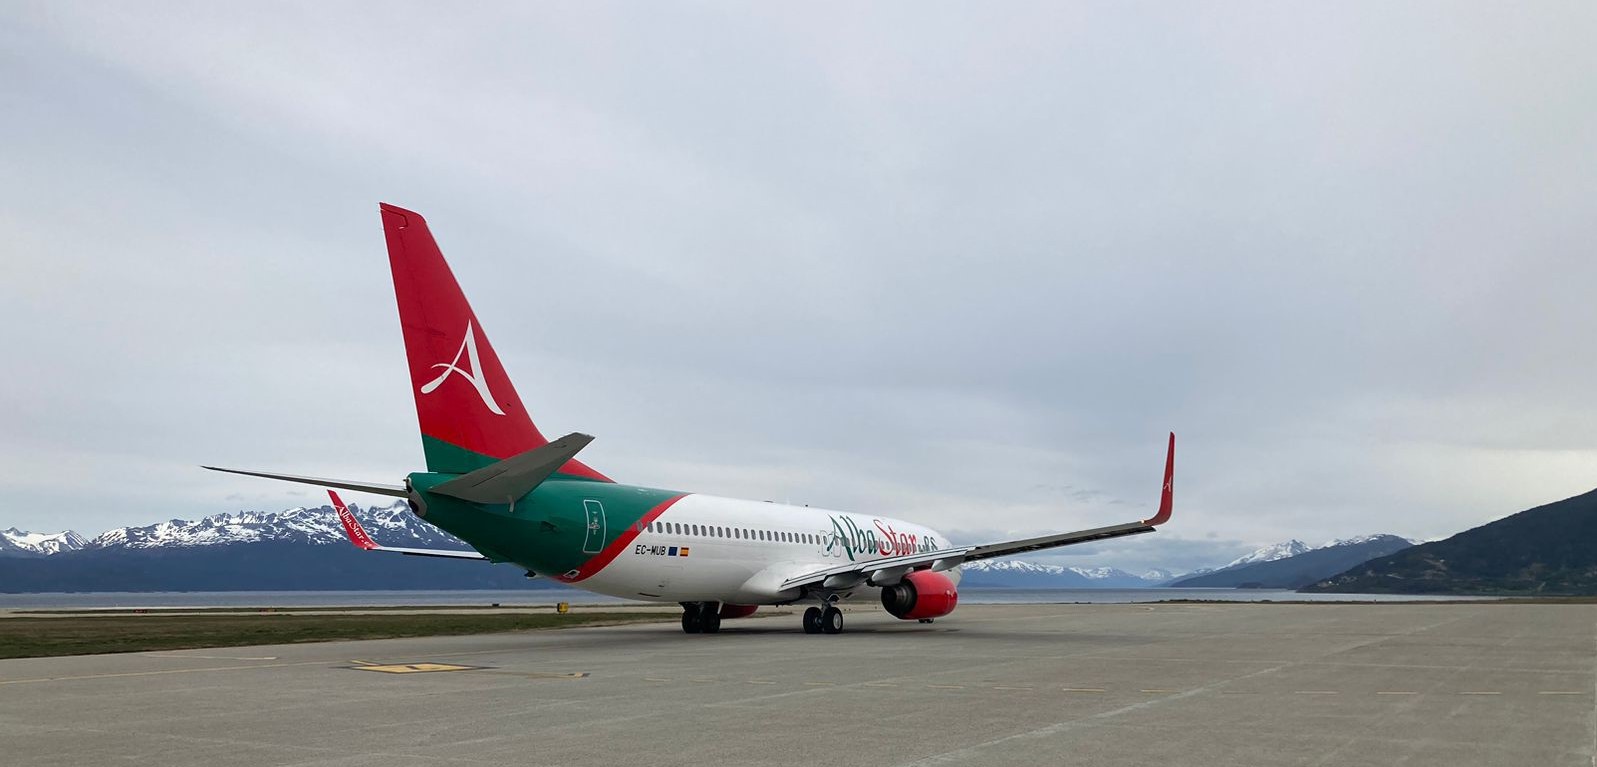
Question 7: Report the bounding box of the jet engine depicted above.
[879,569,959,620]
[718,604,759,619]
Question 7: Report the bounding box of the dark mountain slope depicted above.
[1305,489,1597,595]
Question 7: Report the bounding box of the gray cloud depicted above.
[2,2,1595,568]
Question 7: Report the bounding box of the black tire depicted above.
[802,606,823,634]
[681,608,702,634]
[821,606,844,635]
[702,610,722,634]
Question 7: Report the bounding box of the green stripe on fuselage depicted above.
[407,472,682,577]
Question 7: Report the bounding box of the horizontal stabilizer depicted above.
[202,466,409,498]
[429,432,595,504]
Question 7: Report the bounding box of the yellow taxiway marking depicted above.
[1062,687,1106,693]
[352,663,477,674]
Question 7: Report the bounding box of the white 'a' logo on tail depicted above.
[420,321,506,416]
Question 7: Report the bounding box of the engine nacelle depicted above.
[880,569,958,620]
[718,604,759,619]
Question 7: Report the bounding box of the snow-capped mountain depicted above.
[1,528,89,557]
[0,503,540,593]
[1171,534,1417,589]
[959,559,1164,588]
[85,502,466,551]
[1322,534,1420,548]
[1223,540,1312,569]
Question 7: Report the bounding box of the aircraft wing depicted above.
[778,433,1174,590]
[329,491,489,560]
[779,546,975,591]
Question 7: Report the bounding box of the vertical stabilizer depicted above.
[379,203,610,481]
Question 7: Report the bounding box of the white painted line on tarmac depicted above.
[143,653,279,661]
[1062,687,1105,693]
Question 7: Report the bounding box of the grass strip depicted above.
[0,612,673,659]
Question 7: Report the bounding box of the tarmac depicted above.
[0,602,1592,767]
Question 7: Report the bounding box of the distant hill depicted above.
[1305,489,1597,595]
[1170,535,1415,589]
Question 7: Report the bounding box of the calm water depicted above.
[0,587,1486,610]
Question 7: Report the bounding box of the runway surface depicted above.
[1,602,1592,766]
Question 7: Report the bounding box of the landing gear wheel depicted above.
[821,606,844,635]
[701,609,722,634]
[802,607,823,634]
[681,606,703,634]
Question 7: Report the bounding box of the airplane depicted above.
[207,203,1175,635]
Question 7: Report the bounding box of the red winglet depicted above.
[1142,432,1175,527]
[329,490,379,550]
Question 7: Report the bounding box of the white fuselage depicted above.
[577,493,958,605]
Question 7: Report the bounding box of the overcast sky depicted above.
[2,2,1594,573]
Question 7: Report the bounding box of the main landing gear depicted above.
[802,604,844,635]
[680,602,721,634]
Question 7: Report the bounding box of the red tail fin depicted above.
[379,203,609,481]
